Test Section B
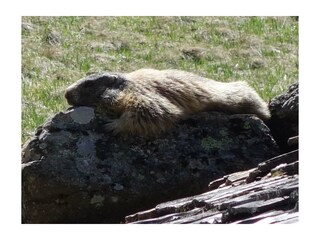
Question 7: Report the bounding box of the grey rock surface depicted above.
[22,108,279,223]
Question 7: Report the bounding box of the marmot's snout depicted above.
[64,88,70,98]
[64,87,78,106]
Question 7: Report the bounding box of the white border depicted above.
[1,0,319,239]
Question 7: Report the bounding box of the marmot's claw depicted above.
[104,118,113,124]
[104,123,115,133]
[104,119,120,135]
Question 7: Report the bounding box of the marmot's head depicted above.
[65,73,127,107]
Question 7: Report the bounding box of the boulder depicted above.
[268,83,298,152]
[22,108,279,223]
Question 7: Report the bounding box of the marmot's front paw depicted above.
[104,119,119,134]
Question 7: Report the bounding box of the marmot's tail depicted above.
[206,81,271,121]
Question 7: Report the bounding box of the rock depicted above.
[250,58,265,69]
[181,47,206,61]
[90,41,130,52]
[22,108,279,223]
[22,22,34,32]
[45,30,61,45]
[268,83,298,152]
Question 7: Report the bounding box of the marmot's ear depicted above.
[109,74,118,82]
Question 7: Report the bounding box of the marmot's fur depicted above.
[65,69,270,137]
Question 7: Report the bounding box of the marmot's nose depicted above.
[64,90,70,100]
[64,90,74,105]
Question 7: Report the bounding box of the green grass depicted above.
[21,16,299,143]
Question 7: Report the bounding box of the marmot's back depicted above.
[65,68,270,137]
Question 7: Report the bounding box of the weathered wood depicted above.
[231,211,298,224]
[287,136,298,147]
[208,176,227,190]
[208,169,255,190]
[225,169,253,186]
[271,161,298,176]
[126,175,298,224]
[246,150,298,183]
[126,147,299,224]
[221,197,290,223]
[130,208,204,224]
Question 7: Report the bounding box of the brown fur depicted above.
[65,69,270,137]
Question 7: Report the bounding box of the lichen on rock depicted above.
[22,108,279,223]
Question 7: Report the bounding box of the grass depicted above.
[21,16,299,144]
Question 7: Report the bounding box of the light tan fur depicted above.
[65,69,270,137]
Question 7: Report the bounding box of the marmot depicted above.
[65,69,270,137]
